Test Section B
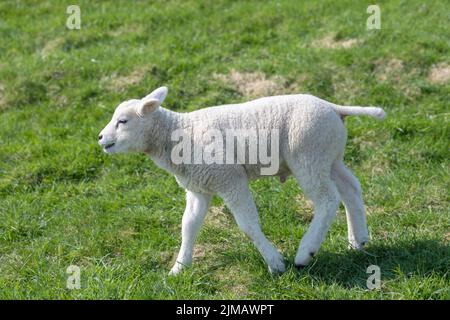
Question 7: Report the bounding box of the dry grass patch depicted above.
[361,157,391,176]
[352,129,387,151]
[375,58,404,82]
[56,94,68,107]
[192,243,222,260]
[118,227,138,240]
[0,83,6,108]
[444,233,450,243]
[374,58,422,98]
[40,37,64,59]
[332,75,362,103]
[428,63,450,84]
[421,184,449,211]
[205,205,233,229]
[214,265,251,297]
[313,33,360,49]
[108,25,144,37]
[214,69,289,98]
[103,67,148,92]
[294,194,314,223]
[0,251,24,279]
[365,205,387,216]
[160,243,221,267]
[159,250,175,265]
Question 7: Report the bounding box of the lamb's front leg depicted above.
[169,191,212,275]
[219,183,286,274]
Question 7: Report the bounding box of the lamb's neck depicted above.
[143,107,186,173]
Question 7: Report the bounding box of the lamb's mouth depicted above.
[104,142,115,150]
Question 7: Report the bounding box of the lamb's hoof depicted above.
[268,262,286,275]
[168,264,184,276]
[294,254,314,271]
[349,239,369,250]
[168,269,180,276]
[268,253,286,275]
[294,248,315,267]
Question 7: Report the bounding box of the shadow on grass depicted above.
[294,239,449,289]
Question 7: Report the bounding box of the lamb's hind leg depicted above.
[332,160,369,249]
[169,190,212,275]
[293,168,341,267]
[219,182,286,274]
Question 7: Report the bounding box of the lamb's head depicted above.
[98,86,168,154]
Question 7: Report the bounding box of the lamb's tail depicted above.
[332,105,387,120]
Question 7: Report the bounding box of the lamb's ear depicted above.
[143,86,168,105]
[136,98,160,117]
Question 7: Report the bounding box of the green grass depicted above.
[0,0,449,299]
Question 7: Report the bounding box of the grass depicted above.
[0,0,449,299]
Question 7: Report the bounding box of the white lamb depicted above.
[98,86,386,275]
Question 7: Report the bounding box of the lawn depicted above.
[0,0,448,299]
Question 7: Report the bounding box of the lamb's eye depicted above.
[116,119,128,129]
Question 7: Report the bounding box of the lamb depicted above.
[98,86,386,275]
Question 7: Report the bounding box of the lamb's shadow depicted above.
[294,239,449,289]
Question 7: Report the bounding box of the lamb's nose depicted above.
[98,134,103,141]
